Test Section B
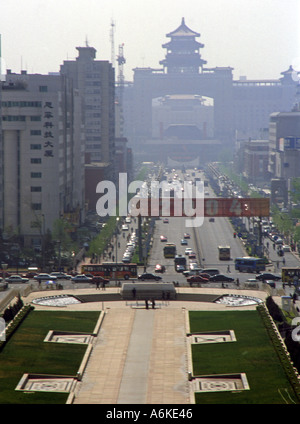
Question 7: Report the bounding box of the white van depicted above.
[200,268,220,276]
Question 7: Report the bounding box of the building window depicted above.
[30,144,42,150]
[2,115,26,121]
[31,172,42,178]
[30,130,42,136]
[31,186,42,192]
[31,203,42,210]
[39,86,48,92]
[31,158,42,164]
[30,116,42,121]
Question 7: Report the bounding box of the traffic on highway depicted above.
[1,165,299,298]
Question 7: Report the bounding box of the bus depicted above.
[163,243,177,258]
[281,267,300,284]
[218,246,230,260]
[174,255,187,270]
[234,257,266,273]
[81,262,137,280]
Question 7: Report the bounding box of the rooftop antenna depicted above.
[110,19,116,69]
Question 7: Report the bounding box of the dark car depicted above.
[256,272,281,281]
[180,239,188,245]
[265,280,276,288]
[176,264,186,273]
[91,275,110,285]
[137,273,162,281]
[209,274,235,282]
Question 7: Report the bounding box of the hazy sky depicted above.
[0,0,299,81]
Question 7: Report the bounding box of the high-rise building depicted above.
[0,70,85,247]
[60,46,115,176]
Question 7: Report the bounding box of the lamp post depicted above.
[115,217,119,286]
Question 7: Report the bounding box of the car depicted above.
[34,273,57,281]
[246,278,258,284]
[122,224,129,231]
[282,245,291,252]
[209,274,235,282]
[200,268,220,276]
[160,235,167,242]
[198,273,211,280]
[185,247,193,255]
[91,276,109,285]
[5,275,29,283]
[188,252,196,259]
[22,271,38,278]
[163,218,169,223]
[275,238,283,245]
[181,239,188,245]
[50,272,71,280]
[187,275,209,284]
[176,264,186,273]
[155,264,165,273]
[256,272,281,281]
[137,273,162,281]
[265,280,276,288]
[183,270,200,277]
[125,217,131,223]
[71,274,92,282]
[183,233,190,239]
[190,263,200,270]
[209,218,215,222]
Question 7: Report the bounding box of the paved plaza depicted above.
[22,287,272,404]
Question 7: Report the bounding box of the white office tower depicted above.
[1,70,85,247]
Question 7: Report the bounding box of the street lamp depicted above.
[115,217,120,286]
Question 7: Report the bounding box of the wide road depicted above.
[147,168,249,287]
[146,166,300,293]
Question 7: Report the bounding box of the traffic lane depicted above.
[195,216,246,274]
[148,216,193,276]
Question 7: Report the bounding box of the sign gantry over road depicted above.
[134,198,270,217]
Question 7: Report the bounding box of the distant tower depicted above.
[159,17,207,74]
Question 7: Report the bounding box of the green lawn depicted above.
[189,310,299,404]
[0,310,100,404]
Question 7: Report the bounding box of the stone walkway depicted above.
[24,287,273,404]
[73,306,189,404]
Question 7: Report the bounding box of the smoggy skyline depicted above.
[0,0,299,81]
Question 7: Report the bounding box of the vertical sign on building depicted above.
[43,101,54,157]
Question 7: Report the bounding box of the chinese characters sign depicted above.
[43,101,54,157]
[137,197,270,217]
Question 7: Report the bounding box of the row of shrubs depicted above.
[257,302,300,401]
[2,295,24,323]
[0,303,34,352]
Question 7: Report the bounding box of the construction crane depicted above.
[116,43,126,136]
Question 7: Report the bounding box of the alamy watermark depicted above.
[95,173,205,227]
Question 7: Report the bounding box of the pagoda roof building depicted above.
[159,17,207,74]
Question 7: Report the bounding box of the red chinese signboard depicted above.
[134,197,270,217]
